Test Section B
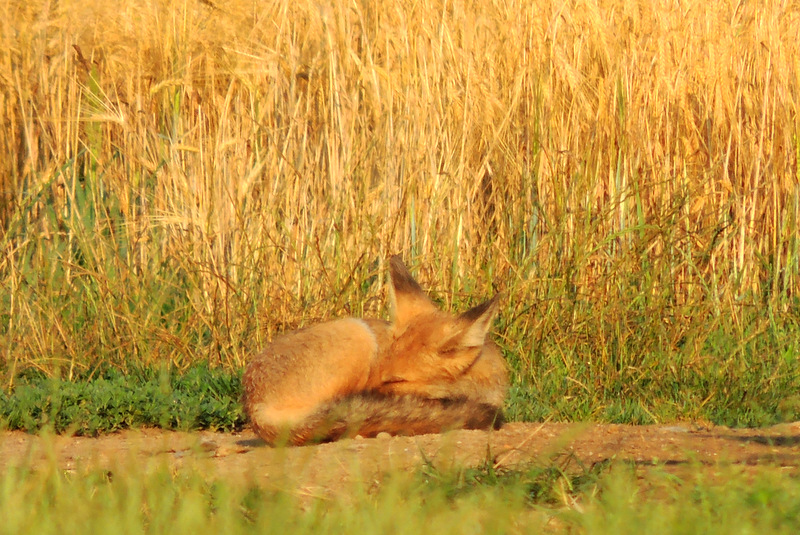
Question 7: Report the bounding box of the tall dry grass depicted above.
[0,0,798,412]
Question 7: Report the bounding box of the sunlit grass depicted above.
[2,450,799,535]
[0,0,799,424]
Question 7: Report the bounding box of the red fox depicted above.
[242,255,509,446]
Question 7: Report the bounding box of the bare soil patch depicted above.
[3,422,799,490]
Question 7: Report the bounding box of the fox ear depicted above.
[444,295,500,351]
[388,255,436,325]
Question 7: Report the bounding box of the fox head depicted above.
[376,255,500,397]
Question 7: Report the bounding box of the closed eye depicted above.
[382,377,407,385]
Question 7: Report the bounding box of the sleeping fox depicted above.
[242,255,509,446]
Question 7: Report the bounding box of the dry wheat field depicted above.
[2,4,800,532]
[0,0,799,426]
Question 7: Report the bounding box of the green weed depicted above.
[2,453,800,535]
[0,366,244,435]
[1,0,800,431]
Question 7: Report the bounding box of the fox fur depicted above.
[242,255,509,446]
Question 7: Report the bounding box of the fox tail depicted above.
[254,393,504,446]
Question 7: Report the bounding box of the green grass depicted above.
[1,0,800,430]
[2,326,798,434]
[2,2,799,531]
[504,306,800,427]
[2,453,799,535]
[0,366,244,435]
[577,464,800,535]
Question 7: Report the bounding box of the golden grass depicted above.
[1,0,799,376]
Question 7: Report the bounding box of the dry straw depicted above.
[0,0,798,373]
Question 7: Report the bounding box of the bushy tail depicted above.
[253,393,504,447]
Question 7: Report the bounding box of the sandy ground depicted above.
[3,422,799,491]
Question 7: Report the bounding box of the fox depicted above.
[242,255,509,446]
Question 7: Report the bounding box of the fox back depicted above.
[242,255,509,445]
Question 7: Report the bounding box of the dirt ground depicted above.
[3,422,800,491]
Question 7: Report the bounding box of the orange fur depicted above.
[242,255,509,446]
